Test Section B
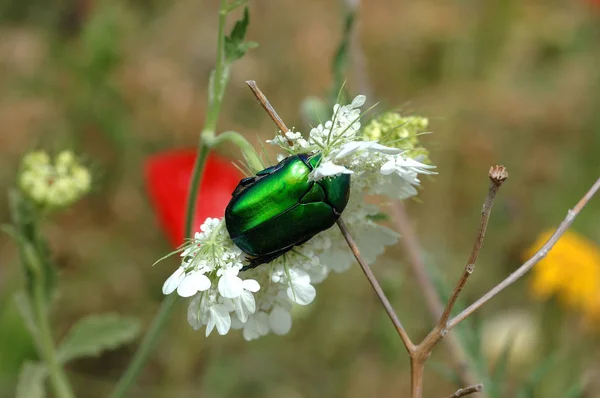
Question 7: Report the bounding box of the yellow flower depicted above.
[526,230,600,314]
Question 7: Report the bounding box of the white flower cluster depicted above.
[162,95,435,340]
[268,95,435,197]
[19,150,91,208]
[163,217,319,339]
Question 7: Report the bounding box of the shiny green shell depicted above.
[225,153,350,269]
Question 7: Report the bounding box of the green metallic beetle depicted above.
[225,153,350,270]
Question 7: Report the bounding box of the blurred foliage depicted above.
[0,0,599,397]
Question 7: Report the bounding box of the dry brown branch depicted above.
[390,202,481,390]
[246,80,291,138]
[439,166,508,327]
[448,176,600,329]
[336,218,415,353]
[443,384,484,398]
[390,166,507,397]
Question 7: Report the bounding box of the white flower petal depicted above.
[269,306,292,335]
[187,294,203,330]
[355,224,399,264]
[351,95,366,108]
[162,267,185,295]
[335,141,401,159]
[310,161,353,181]
[288,285,317,305]
[380,159,396,175]
[206,305,231,337]
[243,312,270,341]
[177,271,211,297]
[218,270,244,298]
[234,290,256,323]
[242,279,260,292]
[205,312,216,336]
[287,269,316,305]
[230,313,244,330]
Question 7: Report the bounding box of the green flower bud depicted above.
[19,150,91,209]
[363,112,431,163]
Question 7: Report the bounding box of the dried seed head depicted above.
[489,165,508,185]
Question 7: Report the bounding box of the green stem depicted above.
[111,144,208,398]
[110,294,176,398]
[203,0,229,137]
[26,244,74,398]
[111,1,237,396]
[184,144,211,236]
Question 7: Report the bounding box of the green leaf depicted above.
[224,0,248,13]
[488,337,514,398]
[57,313,141,363]
[515,353,560,398]
[224,7,258,62]
[15,361,47,398]
[330,8,356,104]
[563,380,585,398]
[14,292,40,346]
[8,189,57,301]
[1,224,22,242]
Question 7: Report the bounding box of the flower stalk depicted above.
[27,242,74,398]
[111,1,257,396]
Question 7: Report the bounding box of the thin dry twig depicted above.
[443,384,483,398]
[448,176,600,329]
[439,166,508,327]
[336,218,415,353]
[246,80,291,137]
[390,202,480,390]
[410,167,506,398]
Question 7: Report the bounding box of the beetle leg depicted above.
[241,246,294,271]
[240,235,315,271]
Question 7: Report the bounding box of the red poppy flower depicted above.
[144,149,242,247]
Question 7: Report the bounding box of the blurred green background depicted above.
[1,0,600,397]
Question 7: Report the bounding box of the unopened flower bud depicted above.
[19,150,91,208]
[363,112,431,163]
